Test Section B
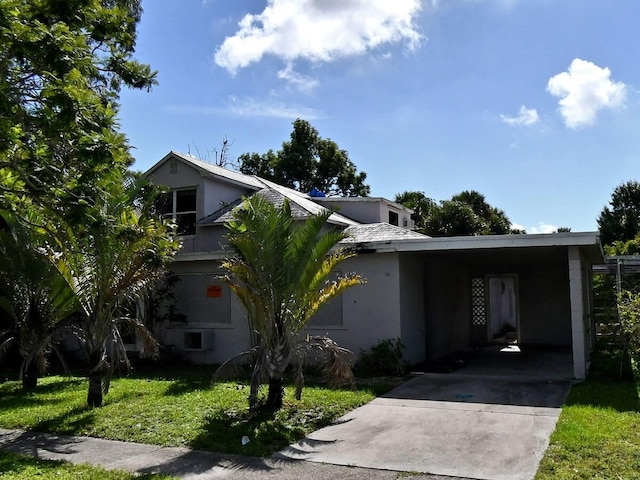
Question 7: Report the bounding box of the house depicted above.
[145,151,604,380]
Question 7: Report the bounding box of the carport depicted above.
[374,232,604,380]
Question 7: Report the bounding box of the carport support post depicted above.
[568,247,587,380]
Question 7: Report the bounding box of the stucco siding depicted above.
[518,262,571,346]
[304,253,402,357]
[399,254,426,363]
[424,258,470,359]
[149,160,202,191]
[160,260,251,364]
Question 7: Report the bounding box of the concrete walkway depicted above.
[0,428,464,480]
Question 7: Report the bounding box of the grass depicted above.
[0,370,382,457]
[0,450,172,479]
[535,348,640,479]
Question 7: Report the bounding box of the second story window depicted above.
[388,210,399,226]
[159,189,197,235]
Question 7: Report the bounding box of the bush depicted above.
[358,338,406,375]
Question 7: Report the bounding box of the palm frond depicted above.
[211,346,260,382]
[293,336,356,398]
[0,332,16,361]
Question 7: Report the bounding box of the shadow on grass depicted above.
[189,408,302,457]
[0,377,84,395]
[0,378,85,414]
[32,404,97,435]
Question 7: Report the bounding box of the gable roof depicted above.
[146,151,265,190]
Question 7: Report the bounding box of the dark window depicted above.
[158,189,197,235]
[388,210,399,226]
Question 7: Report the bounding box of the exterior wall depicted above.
[399,253,426,363]
[303,252,402,357]
[315,199,413,228]
[163,253,404,365]
[148,158,254,254]
[158,260,251,364]
[149,159,202,192]
[193,226,229,253]
[518,259,571,346]
[424,258,470,359]
[327,200,382,224]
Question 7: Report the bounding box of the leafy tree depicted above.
[217,194,364,413]
[0,0,156,218]
[238,119,370,197]
[598,181,640,247]
[395,190,513,237]
[394,191,436,231]
[53,174,180,407]
[0,212,78,389]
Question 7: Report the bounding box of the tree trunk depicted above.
[265,376,284,412]
[87,373,103,407]
[21,362,38,389]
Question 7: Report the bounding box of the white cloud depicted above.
[224,96,323,120]
[214,0,423,86]
[529,222,558,234]
[547,58,627,129]
[500,105,540,127]
[165,97,323,120]
[277,63,319,93]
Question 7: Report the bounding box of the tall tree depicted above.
[238,119,370,197]
[598,180,640,247]
[395,190,513,237]
[54,174,180,407]
[219,194,364,413]
[0,0,156,219]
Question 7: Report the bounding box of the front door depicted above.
[488,275,518,341]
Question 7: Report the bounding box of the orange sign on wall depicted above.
[207,285,223,298]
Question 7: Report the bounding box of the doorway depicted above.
[488,275,518,342]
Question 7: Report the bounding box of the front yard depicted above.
[0,370,380,457]
[1,358,639,479]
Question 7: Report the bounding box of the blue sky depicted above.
[119,0,640,233]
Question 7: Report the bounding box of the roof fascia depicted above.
[347,232,604,259]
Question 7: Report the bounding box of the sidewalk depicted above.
[0,428,464,480]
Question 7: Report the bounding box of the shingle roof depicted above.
[197,187,359,227]
[340,223,431,244]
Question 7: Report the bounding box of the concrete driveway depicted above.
[277,357,572,480]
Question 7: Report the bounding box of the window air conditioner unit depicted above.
[183,330,215,351]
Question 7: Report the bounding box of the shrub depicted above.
[358,338,406,375]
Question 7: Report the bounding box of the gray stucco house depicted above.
[146,151,604,379]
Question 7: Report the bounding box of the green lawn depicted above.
[2,362,640,479]
[536,375,640,479]
[0,450,171,479]
[0,372,378,457]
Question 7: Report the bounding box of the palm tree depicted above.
[0,213,78,388]
[217,194,364,412]
[53,174,180,407]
